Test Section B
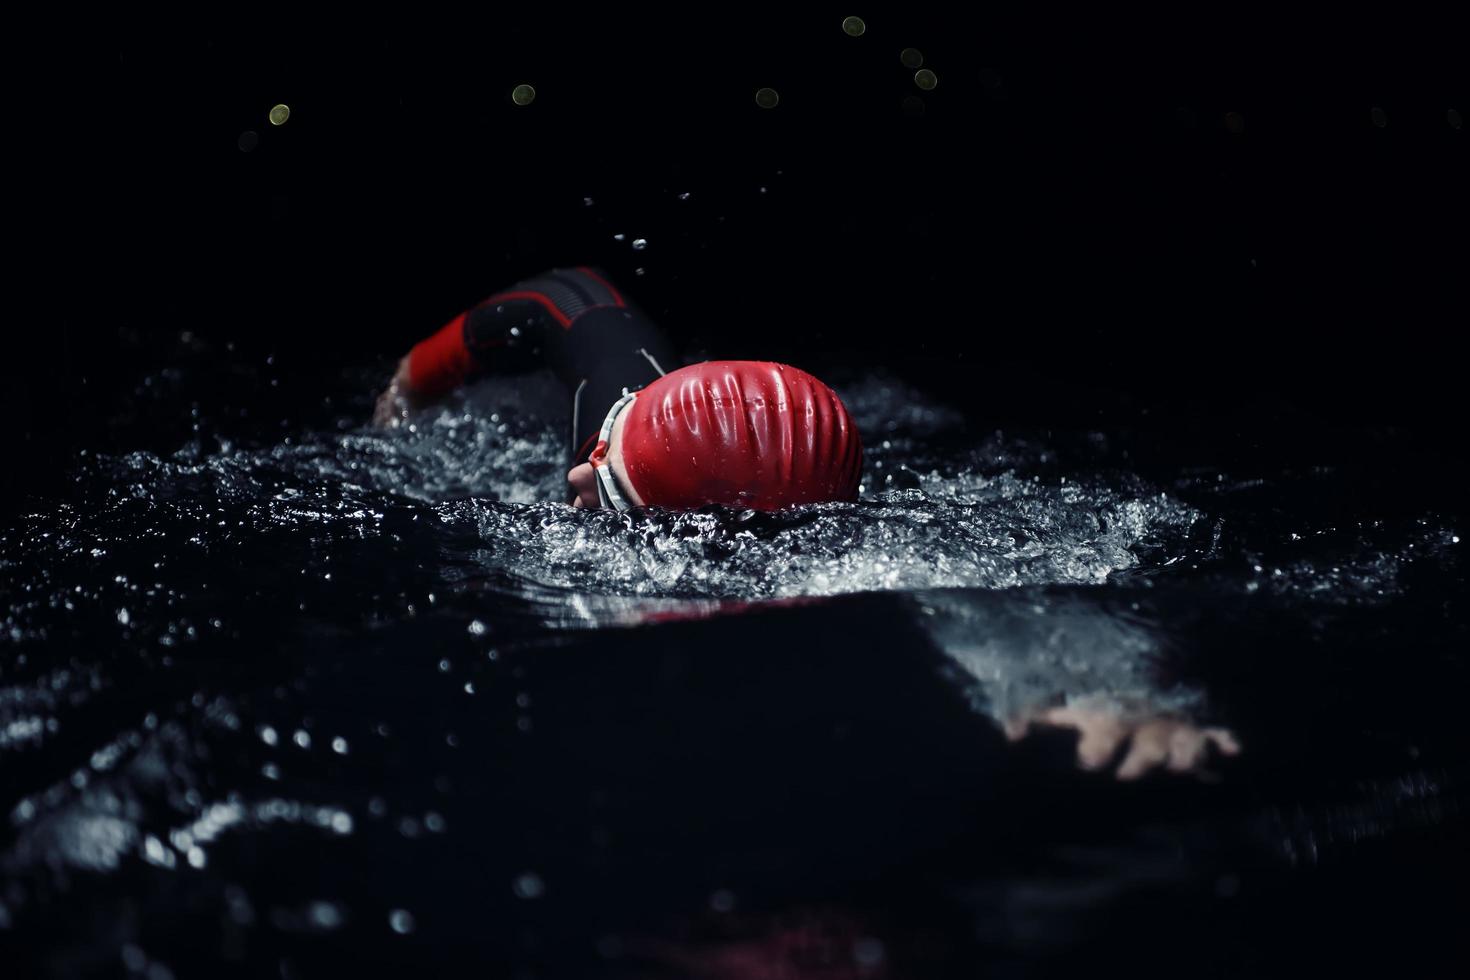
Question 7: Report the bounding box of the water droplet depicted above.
[389,909,415,934]
[914,69,938,91]
[308,901,343,929]
[709,888,735,912]
[122,945,147,971]
[513,872,545,899]
[292,729,311,749]
[511,84,536,107]
[631,238,648,250]
[238,130,259,152]
[331,736,349,754]
[900,48,924,69]
[268,104,290,126]
[467,620,486,636]
[842,16,866,36]
[259,725,279,746]
[117,608,131,626]
[755,88,780,109]
[854,937,886,967]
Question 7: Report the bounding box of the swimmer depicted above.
[373,266,863,510]
[375,268,1239,781]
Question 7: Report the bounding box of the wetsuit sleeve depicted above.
[405,267,630,401]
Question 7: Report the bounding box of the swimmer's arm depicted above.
[371,355,417,428]
[920,595,1240,781]
[373,292,557,427]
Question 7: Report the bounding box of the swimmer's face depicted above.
[568,400,645,509]
[567,461,600,508]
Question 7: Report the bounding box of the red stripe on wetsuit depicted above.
[407,269,624,401]
[406,312,473,399]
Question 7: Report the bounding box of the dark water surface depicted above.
[2,338,1466,978]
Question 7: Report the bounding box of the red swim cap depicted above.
[616,361,863,510]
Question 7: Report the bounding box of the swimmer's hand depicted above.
[1004,704,1241,781]
[372,356,415,428]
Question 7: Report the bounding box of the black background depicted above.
[11,10,1467,506]
[4,14,1469,976]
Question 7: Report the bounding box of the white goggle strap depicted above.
[591,389,638,511]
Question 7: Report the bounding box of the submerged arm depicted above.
[915,589,1240,781]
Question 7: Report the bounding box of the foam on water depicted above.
[0,376,1206,643]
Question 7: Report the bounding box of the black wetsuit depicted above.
[410,266,678,467]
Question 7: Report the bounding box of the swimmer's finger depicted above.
[1030,707,1127,770]
[1073,715,1128,771]
[1002,715,1032,741]
[1161,724,1243,776]
[1021,707,1129,770]
[1165,725,1210,773]
[1035,706,1085,728]
[1203,728,1241,756]
[1116,722,1171,780]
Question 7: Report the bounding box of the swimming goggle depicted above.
[589,389,638,511]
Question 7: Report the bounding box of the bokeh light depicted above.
[1450,108,1463,129]
[914,69,938,91]
[901,95,925,117]
[1224,111,1245,134]
[842,16,865,36]
[900,48,924,69]
[755,87,780,109]
[268,104,290,126]
[1370,106,1388,128]
[237,130,259,152]
[511,84,536,106]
